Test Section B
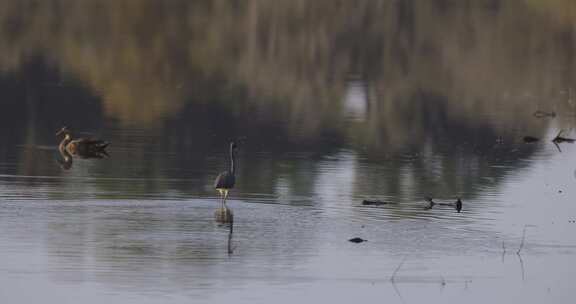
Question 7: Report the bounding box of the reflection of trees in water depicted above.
[0,0,575,201]
[0,61,555,206]
[0,0,575,133]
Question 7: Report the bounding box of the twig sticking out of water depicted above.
[553,141,562,153]
[390,255,407,282]
[502,241,506,262]
[517,225,527,255]
[390,257,408,304]
[391,279,406,304]
[517,251,526,281]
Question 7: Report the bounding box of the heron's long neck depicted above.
[229,147,235,175]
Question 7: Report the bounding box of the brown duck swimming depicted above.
[56,126,109,159]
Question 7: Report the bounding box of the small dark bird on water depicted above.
[455,198,462,213]
[362,199,391,206]
[214,142,238,209]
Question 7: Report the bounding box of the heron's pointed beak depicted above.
[56,127,68,136]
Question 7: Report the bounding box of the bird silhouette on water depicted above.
[455,198,462,213]
[214,141,238,223]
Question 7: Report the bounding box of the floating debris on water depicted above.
[533,110,556,118]
[349,237,367,243]
[424,197,462,213]
[424,197,435,209]
[362,199,391,206]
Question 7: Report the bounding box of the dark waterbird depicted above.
[214,142,238,222]
[214,141,238,205]
[56,126,109,158]
[362,199,392,206]
[455,198,462,213]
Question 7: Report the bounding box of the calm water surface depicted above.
[1,1,576,303]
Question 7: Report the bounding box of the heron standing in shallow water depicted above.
[214,142,238,220]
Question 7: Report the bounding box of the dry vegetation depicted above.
[0,0,575,150]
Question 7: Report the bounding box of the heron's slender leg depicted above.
[223,190,229,207]
[218,189,224,209]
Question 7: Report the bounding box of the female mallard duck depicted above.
[56,126,110,158]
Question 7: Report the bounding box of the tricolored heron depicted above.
[214,141,238,209]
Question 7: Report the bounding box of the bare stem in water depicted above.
[390,255,407,282]
[517,225,527,255]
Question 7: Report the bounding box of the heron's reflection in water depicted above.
[214,206,234,254]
